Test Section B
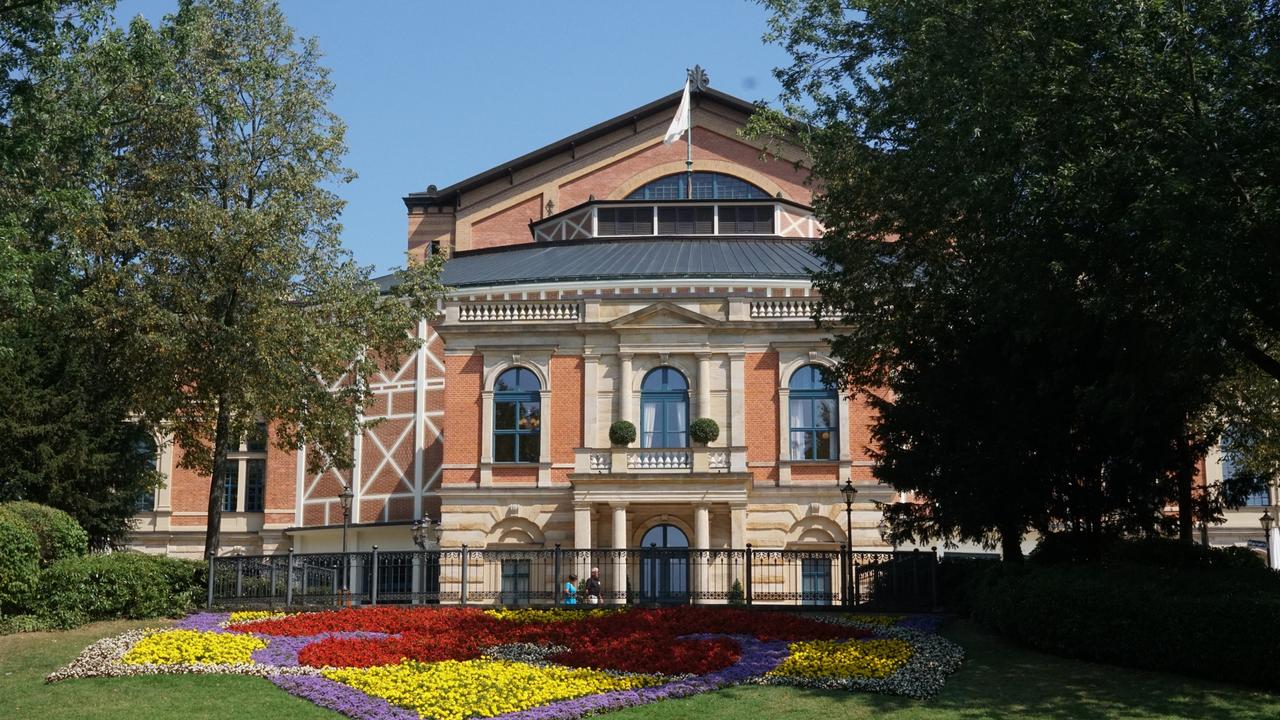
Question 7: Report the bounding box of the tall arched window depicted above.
[135,435,158,512]
[789,364,838,461]
[640,367,689,448]
[626,172,770,200]
[494,367,541,463]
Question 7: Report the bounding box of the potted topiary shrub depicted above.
[609,420,636,446]
[689,417,719,445]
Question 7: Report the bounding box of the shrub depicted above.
[689,418,720,444]
[0,508,41,613]
[608,420,636,446]
[0,614,54,635]
[0,501,88,566]
[727,579,745,606]
[969,559,1280,689]
[37,552,206,629]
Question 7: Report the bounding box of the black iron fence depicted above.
[208,546,938,611]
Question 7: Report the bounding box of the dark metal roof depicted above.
[409,237,826,289]
[403,88,762,209]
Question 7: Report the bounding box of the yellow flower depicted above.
[229,610,288,623]
[768,638,913,680]
[324,659,662,720]
[121,629,266,666]
[844,613,904,627]
[483,608,619,623]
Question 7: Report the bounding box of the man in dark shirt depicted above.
[584,566,602,604]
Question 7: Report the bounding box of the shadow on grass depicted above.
[606,620,1279,720]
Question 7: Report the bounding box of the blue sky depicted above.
[112,1,789,274]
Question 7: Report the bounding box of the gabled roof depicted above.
[403,88,762,210]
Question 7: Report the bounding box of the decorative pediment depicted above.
[608,302,722,329]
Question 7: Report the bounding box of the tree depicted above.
[84,0,446,557]
[750,0,1269,554]
[0,1,172,547]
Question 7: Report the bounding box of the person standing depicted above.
[563,574,579,605]
[584,567,602,604]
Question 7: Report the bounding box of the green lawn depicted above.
[2,618,1276,720]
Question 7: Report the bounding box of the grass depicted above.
[2,617,1276,719]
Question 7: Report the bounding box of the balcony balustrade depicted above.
[574,446,744,474]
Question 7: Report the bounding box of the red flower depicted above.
[239,606,869,674]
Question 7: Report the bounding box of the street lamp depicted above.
[840,480,857,606]
[1262,510,1276,570]
[338,485,354,598]
[412,516,443,550]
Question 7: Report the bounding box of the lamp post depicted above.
[1262,509,1275,570]
[840,480,857,606]
[412,515,443,550]
[338,485,353,597]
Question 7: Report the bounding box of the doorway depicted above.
[638,524,690,604]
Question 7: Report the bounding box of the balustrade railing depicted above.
[627,449,691,471]
[458,301,580,322]
[208,546,937,611]
[749,299,839,320]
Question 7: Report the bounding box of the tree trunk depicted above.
[1000,527,1024,562]
[203,397,232,559]
[1177,438,1195,544]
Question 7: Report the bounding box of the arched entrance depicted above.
[638,524,689,604]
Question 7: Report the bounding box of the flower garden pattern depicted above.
[48,606,963,719]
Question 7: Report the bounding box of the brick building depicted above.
[125,84,1266,574]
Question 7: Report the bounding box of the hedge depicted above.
[0,501,88,566]
[0,508,41,613]
[968,559,1280,689]
[37,552,206,629]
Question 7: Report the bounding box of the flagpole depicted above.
[685,77,694,199]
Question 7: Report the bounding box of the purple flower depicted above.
[173,613,231,632]
[270,675,419,720]
[251,632,393,667]
[491,635,790,720]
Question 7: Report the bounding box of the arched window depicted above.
[640,367,689,448]
[135,435,158,512]
[626,172,770,200]
[789,364,838,461]
[641,524,689,548]
[493,367,541,463]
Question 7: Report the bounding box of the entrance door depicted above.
[639,524,690,604]
[500,559,531,607]
[801,557,833,606]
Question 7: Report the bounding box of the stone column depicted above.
[694,503,710,604]
[730,502,747,588]
[610,502,629,604]
[573,502,593,584]
[728,352,747,472]
[697,352,712,421]
[583,353,599,447]
[618,353,634,429]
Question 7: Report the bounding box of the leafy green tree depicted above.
[751,0,1273,553]
[0,1,170,547]
[84,0,446,557]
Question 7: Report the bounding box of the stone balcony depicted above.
[573,446,748,475]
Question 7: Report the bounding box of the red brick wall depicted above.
[744,352,779,486]
[559,129,811,209]
[550,355,583,467]
[443,353,483,485]
[469,194,542,250]
[264,424,295,516]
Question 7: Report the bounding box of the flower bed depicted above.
[50,607,963,717]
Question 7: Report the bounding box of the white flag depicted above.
[663,80,691,145]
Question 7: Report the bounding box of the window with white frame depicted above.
[789,364,839,461]
[493,368,542,463]
[222,422,268,512]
